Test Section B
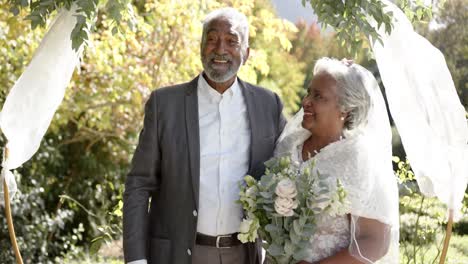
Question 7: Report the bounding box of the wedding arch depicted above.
[1,1,466,263]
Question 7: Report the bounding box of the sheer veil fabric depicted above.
[0,5,81,205]
[274,65,399,263]
[373,0,468,217]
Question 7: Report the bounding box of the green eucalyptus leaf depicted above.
[268,243,284,257]
[265,224,281,233]
[293,248,311,261]
[289,228,300,244]
[284,240,295,256]
[260,191,273,199]
[293,219,302,235]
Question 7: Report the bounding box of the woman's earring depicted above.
[340,116,345,121]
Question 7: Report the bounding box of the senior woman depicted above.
[274,57,399,263]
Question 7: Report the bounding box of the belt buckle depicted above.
[216,235,232,248]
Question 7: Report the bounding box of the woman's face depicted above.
[302,72,345,136]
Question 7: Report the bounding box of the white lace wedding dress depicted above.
[290,141,351,262]
[282,132,399,263]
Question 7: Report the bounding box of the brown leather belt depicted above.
[195,232,242,248]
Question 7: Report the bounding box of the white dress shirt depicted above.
[127,75,250,264]
[197,74,251,236]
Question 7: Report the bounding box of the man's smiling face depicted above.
[201,17,246,84]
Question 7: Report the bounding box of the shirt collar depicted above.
[198,73,239,102]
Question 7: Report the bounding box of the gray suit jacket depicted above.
[123,76,286,264]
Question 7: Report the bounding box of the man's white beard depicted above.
[203,56,243,83]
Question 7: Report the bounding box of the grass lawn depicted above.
[400,234,468,264]
[65,235,468,264]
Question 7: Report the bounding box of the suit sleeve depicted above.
[123,91,160,262]
[274,93,287,139]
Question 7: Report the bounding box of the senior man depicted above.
[123,7,286,264]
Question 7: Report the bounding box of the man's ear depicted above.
[243,47,250,65]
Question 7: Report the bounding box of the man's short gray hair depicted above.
[313,57,371,130]
[202,8,249,54]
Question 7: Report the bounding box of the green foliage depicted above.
[289,20,376,111]
[5,0,136,50]
[453,192,468,235]
[303,0,393,55]
[399,234,468,264]
[300,0,433,56]
[6,0,434,55]
[397,0,434,22]
[395,156,468,264]
[0,6,44,98]
[0,159,84,263]
[248,0,305,114]
[89,199,123,255]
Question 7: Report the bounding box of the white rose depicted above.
[239,218,252,233]
[274,197,298,217]
[275,178,297,199]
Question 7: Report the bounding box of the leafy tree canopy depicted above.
[5,0,434,53]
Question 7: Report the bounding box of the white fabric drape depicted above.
[0,5,81,205]
[372,0,468,216]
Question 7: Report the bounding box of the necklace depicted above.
[302,135,344,160]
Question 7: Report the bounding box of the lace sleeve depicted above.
[317,137,399,264]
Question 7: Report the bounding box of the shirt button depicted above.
[187,248,192,255]
[193,210,197,217]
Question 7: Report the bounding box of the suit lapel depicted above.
[185,76,200,209]
[239,79,259,177]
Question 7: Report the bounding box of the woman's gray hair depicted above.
[202,8,249,55]
[313,57,371,130]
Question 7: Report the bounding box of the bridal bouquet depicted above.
[237,156,349,264]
